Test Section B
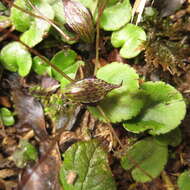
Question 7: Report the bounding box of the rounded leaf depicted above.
[111,24,146,58]
[0,42,32,76]
[10,0,32,32]
[0,107,15,126]
[60,140,116,190]
[155,128,182,147]
[124,81,186,135]
[121,138,168,182]
[88,62,144,123]
[100,0,132,31]
[178,170,190,190]
[51,49,78,82]
[32,56,52,76]
[20,2,55,47]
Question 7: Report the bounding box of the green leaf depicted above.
[0,2,7,11]
[111,24,146,58]
[60,60,84,88]
[76,0,98,16]
[88,62,144,123]
[32,56,52,76]
[123,81,186,135]
[100,0,132,31]
[155,128,182,147]
[0,42,32,76]
[0,107,15,126]
[20,2,55,47]
[10,0,32,32]
[121,138,168,182]
[60,140,116,190]
[51,49,80,86]
[0,16,11,29]
[178,170,190,190]
[12,139,38,168]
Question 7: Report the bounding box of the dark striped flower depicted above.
[63,0,95,43]
[64,78,122,103]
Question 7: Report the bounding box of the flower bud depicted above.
[64,78,122,103]
[63,0,95,43]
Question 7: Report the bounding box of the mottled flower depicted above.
[64,78,122,103]
[63,0,95,43]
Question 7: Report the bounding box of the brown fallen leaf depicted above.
[11,81,48,141]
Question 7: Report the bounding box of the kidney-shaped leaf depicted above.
[32,56,52,76]
[88,62,144,123]
[60,140,116,190]
[177,170,190,190]
[20,2,55,47]
[123,81,186,135]
[0,42,32,76]
[51,49,82,87]
[121,138,168,182]
[100,0,132,31]
[111,24,146,58]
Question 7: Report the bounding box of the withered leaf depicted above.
[11,81,48,141]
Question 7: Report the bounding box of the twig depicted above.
[4,31,75,82]
[0,26,14,42]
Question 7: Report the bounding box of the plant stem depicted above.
[94,0,108,75]
[5,31,75,82]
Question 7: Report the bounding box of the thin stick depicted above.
[0,26,14,41]
[97,105,154,181]
[161,171,175,190]
[4,0,73,41]
[94,0,108,75]
[5,31,75,82]
[97,105,123,148]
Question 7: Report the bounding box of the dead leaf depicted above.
[11,85,48,141]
